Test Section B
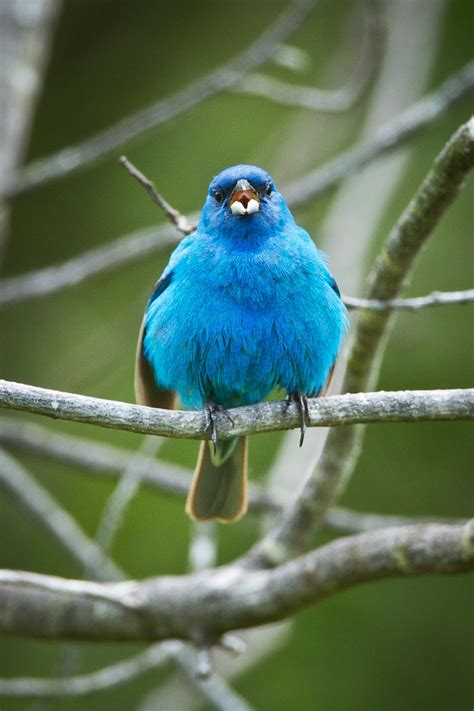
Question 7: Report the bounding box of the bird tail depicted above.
[185,436,248,523]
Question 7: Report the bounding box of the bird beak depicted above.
[229,179,260,216]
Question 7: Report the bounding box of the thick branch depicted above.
[0,381,471,441]
[251,118,474,564]
[0,522,471,642]
[1,0,315,200]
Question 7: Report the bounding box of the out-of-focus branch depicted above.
[0,0,316,201]
[0,64,471,312]
[343,288,474,311]
[0,221,185,309]
[0,0,61,259]
[0,642,177,697]
[119,156,196,235]
[249,118,474,565]
[0,522,471,642]
[0,381,472,440]
[284,61,474,206]
[0,416,464,533]
[234,5,381,112]
[0,448,122,581]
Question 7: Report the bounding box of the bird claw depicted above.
[287,391,310,447]
[204,403,233,454]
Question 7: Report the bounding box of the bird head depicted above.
[200,165,293,239]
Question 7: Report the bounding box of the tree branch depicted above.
[0,448,123,581]
[0,522,471,642]
[0,416,464,534]
[0,65,471,311]
[119,156,196,235]
[284,61,474,206]
[249,117,474,565]
[0,0,316,201]
[343,288,474,311]
[234,3,381,112]
[0,381,471,441]
[0,642,176,697]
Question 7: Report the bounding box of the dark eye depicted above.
[265,183,272,196]
[214,190,224,204]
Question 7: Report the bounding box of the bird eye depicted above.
[214,190,224,204]
[265,183,272,196]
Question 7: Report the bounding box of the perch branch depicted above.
[0,64,471,311]
[0,381,472,440]
[249,117,474,565]
[0,0,315,200]
[0,522,471,642]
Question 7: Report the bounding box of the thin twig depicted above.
[248,117,474,565]
[0,522,471,642]
[0,381,472,441]
[343,288,474,311]
[0,0,316,201]
[119,156,195,235]
[0,64,471,311]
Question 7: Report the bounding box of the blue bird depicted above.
[135,165,348,522]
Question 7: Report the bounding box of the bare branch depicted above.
[1,0,316,201]
[343,288,474,311]
[0,448,123,581]
[0,381,471,441]
[94,436,163,555]
[0,522,471,642]
[0,416,464,533]
[250,117,474,565]
[0,65,471,311]
[325,508,467,534]
[234,4,381,112]
[0,221,184,309]
[119,156,195,236]
[284,61,474,206]
[0,0,61,259]
[0,642,176,697]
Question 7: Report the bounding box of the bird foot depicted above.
[204,403,234,454]
[287,391,310,447]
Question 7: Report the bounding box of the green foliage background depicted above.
[0,1,472,709]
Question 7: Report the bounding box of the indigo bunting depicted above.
[135,165,347,522]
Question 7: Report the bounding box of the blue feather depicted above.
[143,165,348,410]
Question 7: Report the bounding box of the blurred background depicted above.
[0,0,472,709]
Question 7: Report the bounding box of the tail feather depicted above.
[186,436,248,523]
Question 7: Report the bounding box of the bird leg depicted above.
[204,402,234,454]
[287,391,310,447]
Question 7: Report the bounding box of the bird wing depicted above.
[135,234,197,410]
[134,315,177,409]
